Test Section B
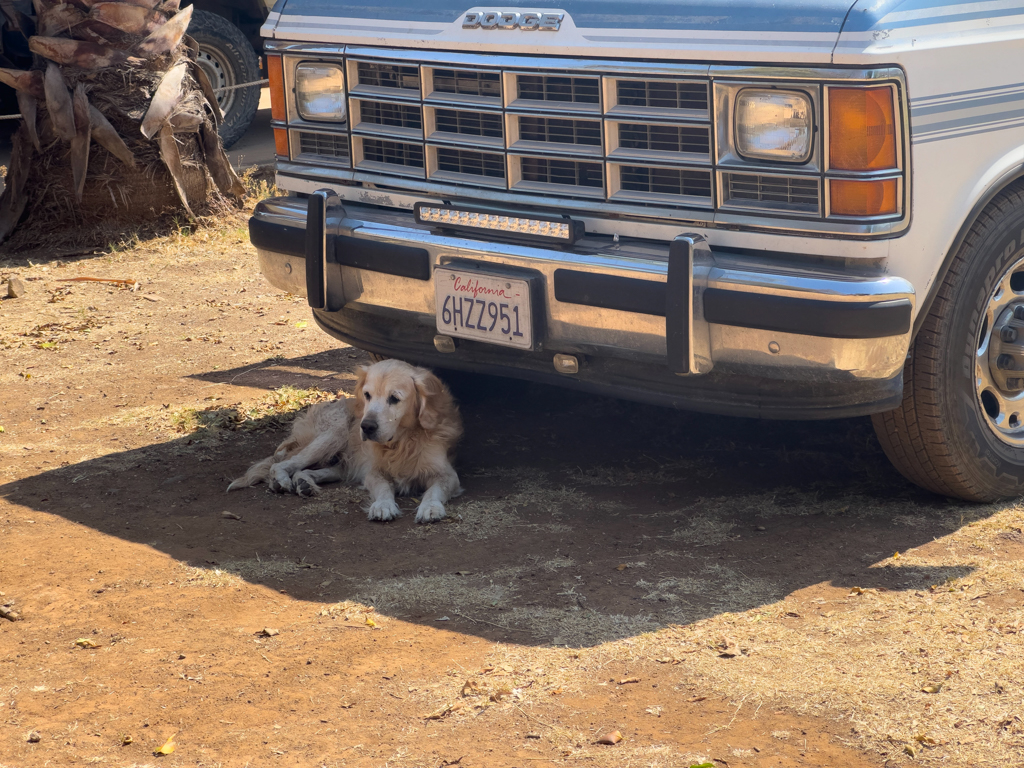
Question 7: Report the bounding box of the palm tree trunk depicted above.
[0,0,244,252]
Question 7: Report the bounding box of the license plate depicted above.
[435,267,533,350]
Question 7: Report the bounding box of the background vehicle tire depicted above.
[872,181,1024,501]
[189,10,260,149]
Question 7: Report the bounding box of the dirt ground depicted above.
[1,207,1023,768]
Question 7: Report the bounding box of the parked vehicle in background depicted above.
[0,1,269,147]
[247,1,1024,502]
[188,0,272,148]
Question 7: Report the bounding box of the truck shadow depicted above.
[0,360,987,648]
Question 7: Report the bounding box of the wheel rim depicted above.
[196,44,237,118]
[976,253,1024,445]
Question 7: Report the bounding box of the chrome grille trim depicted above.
[279,49,910,235]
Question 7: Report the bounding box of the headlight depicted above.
[295,62,347,122]
[735,89,813,163]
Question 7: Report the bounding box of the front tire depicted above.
[873,183,1024,501]
[189,10,261,150]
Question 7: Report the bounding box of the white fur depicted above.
[227,360,463,523]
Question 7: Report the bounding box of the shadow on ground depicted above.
[1,358,983,647]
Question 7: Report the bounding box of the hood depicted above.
[263,0,860,63]
[269,0,855,31]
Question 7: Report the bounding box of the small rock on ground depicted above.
[7,277,26,298]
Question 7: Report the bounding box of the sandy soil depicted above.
[1,216,1022,768]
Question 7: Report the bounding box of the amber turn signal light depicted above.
[829,87,896,171]
[273,127,289,158]
[830,178,898,217]
[267,54,286,122]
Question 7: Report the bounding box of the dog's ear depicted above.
[413,368,445,431]
[353,366,368,416]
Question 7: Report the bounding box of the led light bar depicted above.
[414,203,582,245]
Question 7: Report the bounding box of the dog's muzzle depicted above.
[360,418,379,441]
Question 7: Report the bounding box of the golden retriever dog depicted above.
[227,360,462,523]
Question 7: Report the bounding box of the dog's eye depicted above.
[363,391,371,401]
[387,394,401,405]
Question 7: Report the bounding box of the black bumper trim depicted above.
[249,216,430,281]
[703,289,912,339]
[553,269,666,317]
[249,217,304,259]
[251,215,911,340]
[552,267,912,340]
[335,235,431,281]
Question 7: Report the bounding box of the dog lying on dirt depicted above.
[227,359,463,523]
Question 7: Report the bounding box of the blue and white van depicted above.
[248,1,1024,501]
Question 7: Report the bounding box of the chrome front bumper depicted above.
[250,194,915,417]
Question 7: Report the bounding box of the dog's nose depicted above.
[361,419,378,439]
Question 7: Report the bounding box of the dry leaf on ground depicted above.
[717,637,741,657]
[424,701,463,720]
[154,733,176,755]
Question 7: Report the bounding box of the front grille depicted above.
[519,157,603,189]
[434,108,503,139]
[294,56,829,220]
[356,61,419,91]
[517,75,600,105]
[518,116,601,146]
[724,173,819,213]
[360,101,422,130]
[361,138,423,168]
[617,80,707,111]
[436,147,505,180]
[620,166,711,198]
[617,124,709,155]
[432,68,500,98]
[298,131,349,161]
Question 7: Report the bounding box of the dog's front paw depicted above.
[293,471,321,497]
[367,498,402,522]
[269,466,293,494]
[414,499,446,524]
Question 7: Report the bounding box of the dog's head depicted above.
[354,359,450,443]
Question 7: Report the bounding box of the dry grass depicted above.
[177,564,244,588]
[214,557,305,582]
[169,385,335,435]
